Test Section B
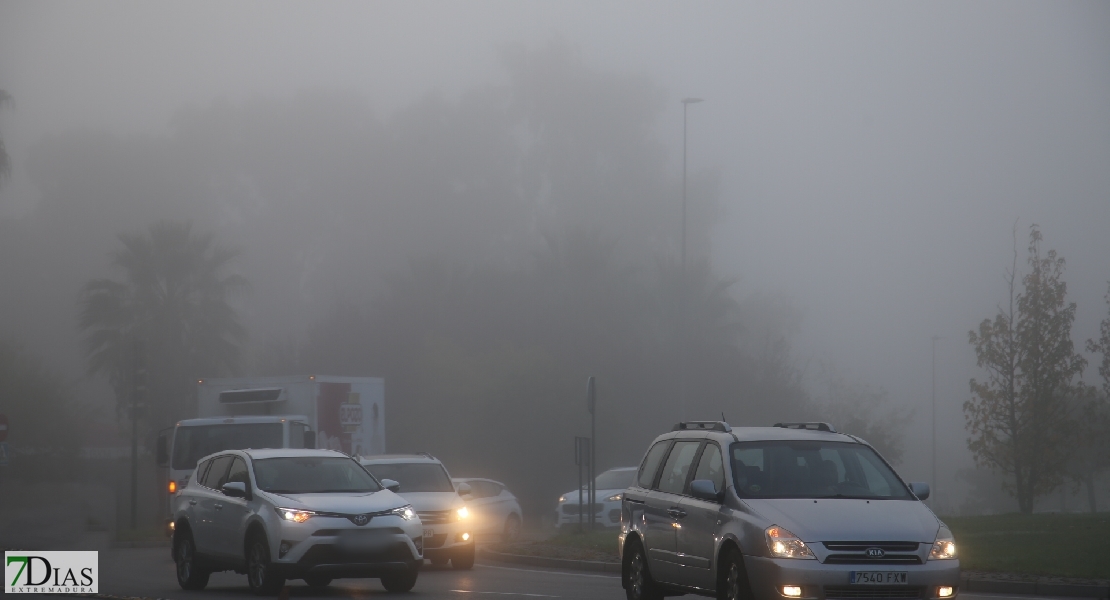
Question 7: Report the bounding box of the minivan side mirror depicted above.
[457,482,472,497]
[222,481,249,499]
[381,478,401,493]
[689,479,721,502]
[303,430,316,449]
[909,482,931,501]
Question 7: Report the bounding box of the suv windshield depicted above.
[595,469,636,490]
[363,462,454,492]
[730,440,912,500]
[253,456,382,494]
[172,423,283,470]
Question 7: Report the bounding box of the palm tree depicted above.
[79,221,248,428]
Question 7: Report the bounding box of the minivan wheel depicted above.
[246,533,285,595]
[174,530,210,590]
[624,541,663,600]
[718,547,753,600]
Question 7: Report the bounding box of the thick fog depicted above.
[1,1,1109,518]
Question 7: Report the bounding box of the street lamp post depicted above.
[931,335,940,508]
[680,97,703,421]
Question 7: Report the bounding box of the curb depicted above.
[480,549,1108,598]
[478,547,621,574]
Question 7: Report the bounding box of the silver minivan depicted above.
[619,422,959,600]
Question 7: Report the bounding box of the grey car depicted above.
[619,422,959,600]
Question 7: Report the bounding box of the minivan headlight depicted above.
[392,505,417,521]
[766,525,815,559]
[929,525,957,560]
[275,508,315,523]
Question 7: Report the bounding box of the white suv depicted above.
[360,454,476,569]
[171,448,423,594]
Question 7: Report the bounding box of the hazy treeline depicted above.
[0,43,905,518]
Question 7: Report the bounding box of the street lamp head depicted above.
[682,97,704,105]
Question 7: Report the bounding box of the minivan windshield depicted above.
[730,440,913,500]
[253,456,381,494]
[363,462,454,493]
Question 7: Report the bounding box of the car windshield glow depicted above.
[363,463,454,492]
[731,440,912,500]
[594,469,636,490]
[252,456,381,494]
[172,423,283,470]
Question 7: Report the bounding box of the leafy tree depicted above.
[814,366,913,464]
[78,221,247,430]
[1086,282,1110,398]
[966,225,1086,513]
[1073,284,1110,511]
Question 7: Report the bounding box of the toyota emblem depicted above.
[352,514,369,526]
[865,547,885,558]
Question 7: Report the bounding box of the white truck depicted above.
[156,375,385,532]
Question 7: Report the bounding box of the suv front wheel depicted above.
[246,532,285,595]
[173,529,210,590]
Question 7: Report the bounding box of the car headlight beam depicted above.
[929,525,958,560]
[391,505,417,521]
[275,507,315,523]
[765,525,815,559]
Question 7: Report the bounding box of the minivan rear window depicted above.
[730,440,912,500]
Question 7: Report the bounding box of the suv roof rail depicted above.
[672,421,732,432]
[773,422,837,433]
[418,452,437,460]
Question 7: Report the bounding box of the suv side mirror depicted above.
[909,482,930,501]
[689,479,721,502]
[457,482,472,497]
[381,478,401,493]
[222,482,249,499]
[156,431,170,468]
[303,430,316,449]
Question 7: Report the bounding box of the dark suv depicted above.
[619,422,959,600]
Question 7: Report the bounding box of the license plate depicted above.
[850,572,907,585]
[423,528,435,539]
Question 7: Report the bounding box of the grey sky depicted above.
[1,1,1108,503]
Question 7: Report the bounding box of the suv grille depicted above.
[822,541,921,565]
[418,510,455,524]
[561,503,602,515]
[825,586,924,599]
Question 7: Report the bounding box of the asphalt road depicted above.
[98,546,624,599]
[88,546,1089,600]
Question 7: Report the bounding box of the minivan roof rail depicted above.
[773,422,837,433]
[673,421,732,432]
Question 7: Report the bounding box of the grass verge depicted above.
[942,512,1110,580]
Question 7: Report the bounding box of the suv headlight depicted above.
[392,505,417,521]
[765,525,815,559]
[606,493,623,502]
[275,508,315,523]
[457,506,469,520]
[558,495,566,503]
[929,525,957,560]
